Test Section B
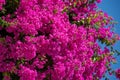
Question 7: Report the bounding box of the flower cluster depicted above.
[0,0,119,80]
[0,0,5,10]
[116,68,120,79]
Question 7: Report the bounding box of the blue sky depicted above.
[98,0,120,80]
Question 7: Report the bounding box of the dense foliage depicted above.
[0,0,120,80]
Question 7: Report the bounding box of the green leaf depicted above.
[94,24,99,30]
[0,38,5,42]
[115,50,120,56]
[0,18,9,27]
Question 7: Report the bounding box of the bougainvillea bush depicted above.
[0,0,120,80]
